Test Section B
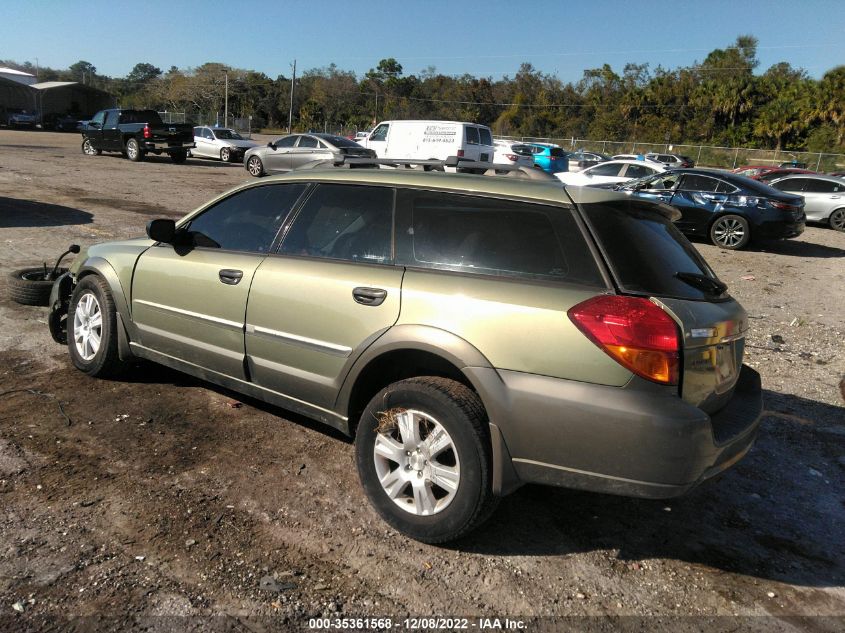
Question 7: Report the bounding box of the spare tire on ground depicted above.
[8,267,67,307]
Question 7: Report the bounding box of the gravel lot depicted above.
[0,130,843,632]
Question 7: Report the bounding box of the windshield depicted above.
[581,201,726,301]
[213,129,243,140]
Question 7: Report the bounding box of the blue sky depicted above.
[4,0,845,81]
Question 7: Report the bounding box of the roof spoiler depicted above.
[296,156,559,182]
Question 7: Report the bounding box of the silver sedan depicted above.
[244,133,376,177]
[191,126,258,162]
[769,174,845,231]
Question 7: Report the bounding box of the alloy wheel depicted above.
[82,139,96,155]
[713,217,746,248]
[831,208,845,232]
[372,409,461,516]
[247,157,262,176]
[221,147,230,162]
[126,141,138,160]
[73,291,102,361]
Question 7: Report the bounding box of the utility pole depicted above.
[224,71,228,128]
[288,59,296,134]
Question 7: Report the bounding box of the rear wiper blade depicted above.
[674,271,728,295]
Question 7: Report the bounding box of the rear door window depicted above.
[465,127,480,145]
[589,163,624,177]
[581,201,724,301]
[803,178,840,193]
[478,128,493,146]
[399,191,603,286]
[621,163,654,179]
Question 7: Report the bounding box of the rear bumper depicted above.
[469,365,763,499]
[141,141,195,153]
[756,217,805,239]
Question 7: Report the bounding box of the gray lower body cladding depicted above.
[469,365,762,499]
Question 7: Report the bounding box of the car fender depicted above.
[334,324,523,494]
[76,257,139,356]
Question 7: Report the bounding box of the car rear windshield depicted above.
[119,110,164,125]
[581,200,726,301]
[550,148,566,157]
[317,134,361,148]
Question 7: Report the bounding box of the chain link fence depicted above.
[496,136,845,172]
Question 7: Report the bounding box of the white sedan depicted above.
[190,126,259,162]
[555,159,665,186]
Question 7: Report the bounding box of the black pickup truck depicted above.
[81,109,194,163]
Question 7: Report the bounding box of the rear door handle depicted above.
[830,195,841,199]
[353,287,387,306]
[219,269,243,285]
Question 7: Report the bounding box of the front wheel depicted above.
[829,208,845,232]
[67,276,128,378]
[125,138,144,162]
[81,138,101,156]
[710,214,751,250]
[355,377,497,543]
[220,147,231,162]
[246,155,264,177]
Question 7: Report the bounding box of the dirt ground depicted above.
[0,129,843,632]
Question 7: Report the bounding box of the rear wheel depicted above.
[171,151,188,164]
[355,377,497,543]
[710,214,751,250]
[246,155,264,177]
[67,276,128,378]
[829,208,845,232]
[220,147,231,162]
[125,138,144,162]
[81,138,101,156]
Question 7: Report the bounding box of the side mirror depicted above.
[267,141,276,150]
[146,218,177,243]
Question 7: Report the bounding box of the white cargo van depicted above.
[360,120,495,169]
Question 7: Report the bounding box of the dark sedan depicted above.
[609,169,805,249]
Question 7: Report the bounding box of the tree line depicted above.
[4,36,844,152]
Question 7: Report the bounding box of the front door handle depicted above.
[830,195,841,199]
[352,287,387,306]
[219,269,243,285]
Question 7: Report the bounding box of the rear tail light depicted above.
[769,200,799,211]
[457,149,465,157]
[505,154,518,161]
[568,295,680,385]
[143,125,151,139]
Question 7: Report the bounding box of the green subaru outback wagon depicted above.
[48,169,762,543]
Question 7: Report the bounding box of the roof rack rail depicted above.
[296,156,558,182]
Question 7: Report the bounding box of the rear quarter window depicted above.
[399,191,603,286]
[581,200,725,301]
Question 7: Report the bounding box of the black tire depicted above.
[171,151,188,164]
[709,214,751,250]
[81,138,101,156]
[355,377,497,543]
[67,276,127,378]
[220,147,231,162]
[8,267,67,306]
[125,138,144,162]
[246,155,264,177]
[829,207,845,232]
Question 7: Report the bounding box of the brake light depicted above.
[568,295,680,385]
[143,125,151,139]
[505,154,518,161]
[457,149,465,157]
[770,200,800,211]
